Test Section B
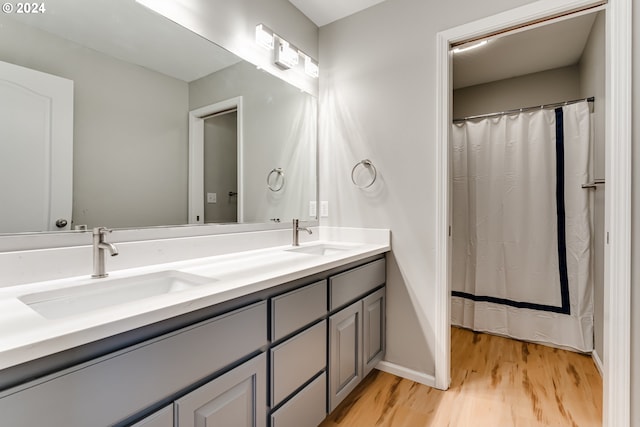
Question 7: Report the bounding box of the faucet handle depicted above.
[92,227,113,236]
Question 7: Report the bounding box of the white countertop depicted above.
[0,233,389,371]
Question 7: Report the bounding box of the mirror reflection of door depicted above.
[0,60,73,232]
[204,111,237,223]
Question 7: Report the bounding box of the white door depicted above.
[0,60,73,233]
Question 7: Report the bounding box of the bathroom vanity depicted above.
[0,237,388,427]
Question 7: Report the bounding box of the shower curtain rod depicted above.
[453,96,594,123]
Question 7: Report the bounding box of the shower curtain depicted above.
[450,101,593,352]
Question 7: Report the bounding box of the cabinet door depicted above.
[328,300,362,412]
[362,287,385,377]
[131,405,173,427]
[175,353,266,427]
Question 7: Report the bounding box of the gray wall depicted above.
[578,11,605,367]
[321,1,640,423]
[190,61,316,223]
[204,113,238,223]
[0,17,189,229]
[453,65,580,118]
[319,0,539,377]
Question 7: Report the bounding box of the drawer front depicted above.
[271,320,326,406]
[0,302,267,427]
[271,280,327,342]
[270,372,327,427]
[330,259,385,310]
[131,405,173,427]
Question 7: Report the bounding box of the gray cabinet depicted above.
[175,353,266,427]
[269,281,328,426]
[271,280,326,342]
[270,320,326,407]
[328,300,362,412]
[363,287,385,377]
[131,406,174,427]
[328,259,386,413]
[270,372,327,427]
[0,256,386,427]
[0,302,267,427]
[329,259,385,310]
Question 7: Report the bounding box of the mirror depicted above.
[0,0,317,235]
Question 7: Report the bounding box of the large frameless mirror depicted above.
[0,0,317,239]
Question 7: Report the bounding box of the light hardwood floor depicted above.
[320,327,602,427]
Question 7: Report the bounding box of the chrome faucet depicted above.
[92,227,119,278]
[292,219,312,246]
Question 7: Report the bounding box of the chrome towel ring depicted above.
[351,159,377,189]
[267,168,285,192]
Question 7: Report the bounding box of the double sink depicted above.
[18,243,353,320]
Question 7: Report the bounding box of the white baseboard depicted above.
[592,349,604,378]
[376,361,436,388]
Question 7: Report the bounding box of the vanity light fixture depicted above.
[304,55,319,78]
[255,24,274,50]
[256,23,318,76]
[274,38,299,69]
[451,39,488,54]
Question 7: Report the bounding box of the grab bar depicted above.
[582,179,605,189]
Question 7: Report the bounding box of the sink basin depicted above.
[285,244,354,256]
[19,271,215,320]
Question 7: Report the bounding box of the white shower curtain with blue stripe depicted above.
[451,101,593,352]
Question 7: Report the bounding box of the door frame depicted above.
[434,0,631,426]
[188,96,244,224]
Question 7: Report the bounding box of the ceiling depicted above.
[288,0,387,26]
[4,0,240,82]
[6,0,599,89]
[453,12,598,89]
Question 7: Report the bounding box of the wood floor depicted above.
[320,327,602,427]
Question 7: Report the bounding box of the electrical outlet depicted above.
[207,192,217,204]
[309,201,317,217]
[320,201,329,217]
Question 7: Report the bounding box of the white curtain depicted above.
[451,101,593,352]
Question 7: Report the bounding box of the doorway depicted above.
[451,11,602,352]
[188,97,243,224]
[435,1,632,426]
[203,111,238,223]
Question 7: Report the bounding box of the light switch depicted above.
[320,201,329,217]
[309,201,317,217]
[207,192,217,203]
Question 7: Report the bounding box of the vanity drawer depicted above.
[330,259,385,310]
[271,280,327,342]
[270,320,326,406]
[270,372,326,427]
[131,405,173,427]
